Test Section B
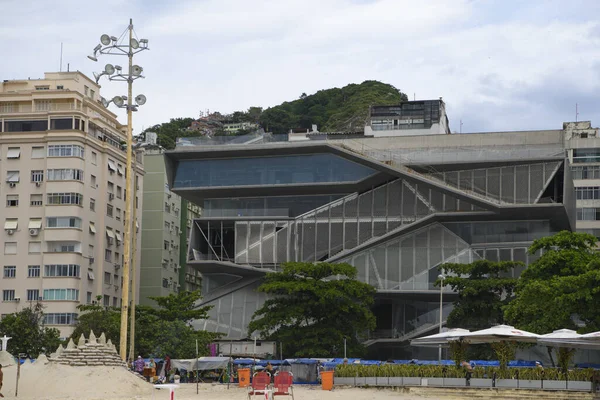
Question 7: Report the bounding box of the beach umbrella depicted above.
[538,330,600,350]
[537,329,582,349]
[410,328,470,347]
[458,324,539,344]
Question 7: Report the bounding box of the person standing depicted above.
[0,364,4,398]
[134,355,145,374]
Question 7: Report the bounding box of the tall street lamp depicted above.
[438,274,446,362]
[88,19,149,361]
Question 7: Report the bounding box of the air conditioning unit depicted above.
[108,193,115,200]
[35,182,42,187]
[14,297,20,302]
[9,182,16,188]
[114,264,121,269]
[6,229,14,235]
[89,257,95,265]
[29,228,39,236]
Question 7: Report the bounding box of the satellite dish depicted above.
[100,34,111,46]
[130,38,139,49]
[112,96,124,107]
[104,64,115,75]
[131,65,143,76]
[135,94,147,106]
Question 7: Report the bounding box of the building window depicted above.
[576,187,600,200]
[165,202,171,213]
[46,193,83,205]
[162,278,169,288]
[46,217,82,229]
[90,89,95,100]
[105,249,112,261]
[3,290,15,301]
[30,194,43,206]
[103,295,110,307]
[7,147,21,159]
[47,169,84,181]
[90,198,96,211]
[104,272,111,284]
[44,264,80,277]
[108,159,117,174]
[91,175,97,187]
[28,241,41,254]
[3,266,16,278]
[84,86,89,96]
[50,118,73,130]
[48,144,84,158]
[92,151,97,164]
[6,195,19,207]
[6,170,20,183]
[47,242,79,252]
[164,240,170,250]
[576,208,600,221]
[5,120,48,132]
[573,148,600,163]
[4,242,17,255]
[116,186,122,199]
[45,313,78,325]
[42,289,79,301]
[116,208,121,221]
[35,86,50,91]
[107,204,113,217]
[31,146,45,159]
[31,170,44,182]
[28,265,40,278]
[165,221,170,230]
[27,289,40,301]
[87,292,92,304]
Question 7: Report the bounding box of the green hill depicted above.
[260,80,408,134]
[140,80,408,148]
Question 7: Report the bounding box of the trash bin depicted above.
[238,368,251,387]
[321,371,334,390]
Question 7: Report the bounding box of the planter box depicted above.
[518,380,542,389]
[334,377,354,386]
[444,378,466,387]
[566,381,592,391]
[543,380,567,390]
[365,377,377,386]
[471,378,493,388]
[423,378,444,386]
[496,379,518,388]
[403,377,421,386]
[355,377,366,386]
[375,377,390,387]
[388,377,403,386]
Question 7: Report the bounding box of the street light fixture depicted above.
[438,274,446,362]
[87,18,149,362]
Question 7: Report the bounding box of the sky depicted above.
[2,0,600,134]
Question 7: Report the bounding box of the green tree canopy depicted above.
[0,303,61,358]
[504,231,600,333]
[248,262,376,358]
[70,291,219,359]
[439,260,521,331]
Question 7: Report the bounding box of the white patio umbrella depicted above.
[410,328,470,348]
[539,330,600,350]
[458,324,539,344]
[537,329,582,348]
[581,331,600,339]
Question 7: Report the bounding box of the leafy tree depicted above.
[0,303,61,358]
[504,231,600,334]
[137,290,213,324]
[248,262,376,358]
[439,260,520,331]
[70,303,121,348]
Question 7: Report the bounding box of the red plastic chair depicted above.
[273,371,294,400]
[248,371,271,400]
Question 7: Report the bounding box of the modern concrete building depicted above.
[164,119,574,359]
[0,71,143,338]
[139,150,201,305]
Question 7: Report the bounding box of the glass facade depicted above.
[173,154,377,188]
[174,148,569,344]
[573,148,600,163]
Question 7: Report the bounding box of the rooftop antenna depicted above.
[60,42,63,72]
[576,103,579,122]
[460,120,463,134]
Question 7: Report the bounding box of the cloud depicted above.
[1,0,600,134]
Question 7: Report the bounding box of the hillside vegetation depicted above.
[140,80,407,148]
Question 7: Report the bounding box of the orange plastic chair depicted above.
[248,371,271,400]
[273,371,294,400]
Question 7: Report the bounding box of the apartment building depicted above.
[564,121,600,238]
[0,71,143,338]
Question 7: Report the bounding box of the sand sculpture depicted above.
[48,331,126,367]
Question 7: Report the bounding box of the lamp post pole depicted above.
[87,18,149,362]
[438,274,446,362]
[128,148,138,362]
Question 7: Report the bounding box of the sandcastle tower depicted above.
[48,331,127,367]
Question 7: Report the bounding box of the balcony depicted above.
[0,103,83,115]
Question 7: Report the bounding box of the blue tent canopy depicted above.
[292,358,318,365]
[233,358,258,365]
